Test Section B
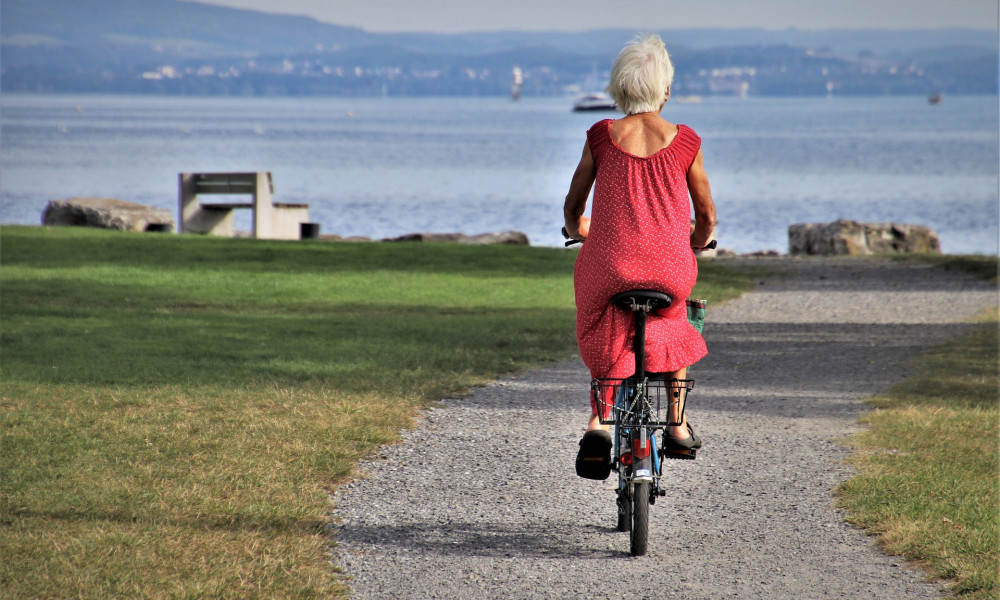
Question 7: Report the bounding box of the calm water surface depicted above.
[2,94,996,253]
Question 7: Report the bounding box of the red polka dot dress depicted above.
[574,119,708,416]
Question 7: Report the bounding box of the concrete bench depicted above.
[178,172,310,240]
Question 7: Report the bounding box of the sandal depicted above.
[661,423,701,460]
[576,429,613,480]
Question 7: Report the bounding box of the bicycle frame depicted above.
[591,288,701,555]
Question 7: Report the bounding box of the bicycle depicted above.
[564,228,713,556]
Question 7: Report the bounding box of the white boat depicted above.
[572,93,617,112]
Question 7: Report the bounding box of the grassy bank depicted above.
[837,256,999,599]
[0,226,754,599]
[892,253,999,282]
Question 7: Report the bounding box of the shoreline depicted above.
[5,223,998,258]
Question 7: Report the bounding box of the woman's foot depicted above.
[662,422,702,457]
[576,429,613,480]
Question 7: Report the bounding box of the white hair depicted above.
[606,34,674,115]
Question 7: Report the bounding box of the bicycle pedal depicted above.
[662,448,697,460]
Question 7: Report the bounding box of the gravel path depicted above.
[331,257,996,599]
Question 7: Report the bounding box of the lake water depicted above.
[2,94,997,254]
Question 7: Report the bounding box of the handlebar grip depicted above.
[562,227,582,246]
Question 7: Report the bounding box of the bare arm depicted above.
[687,149,717,249]
[563,142,597,241]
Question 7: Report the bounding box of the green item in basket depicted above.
[686,298,706,333]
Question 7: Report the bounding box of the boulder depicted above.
[42,197,174,233]
[788,220,940,256]
[464,231,530,245]
[320,234,374,243]
[382,231,530,245]
[383,232,470,243]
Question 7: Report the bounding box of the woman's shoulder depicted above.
[673,123,702,157]
[677,124,701,142]
[586,119,614,154]
[587,118,614,137]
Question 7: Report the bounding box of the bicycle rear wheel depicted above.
[630,481,650,556]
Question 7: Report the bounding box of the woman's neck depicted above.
[625,111,659,118]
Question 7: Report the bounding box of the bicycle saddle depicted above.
[611,289,673,312]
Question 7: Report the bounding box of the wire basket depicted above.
[592,377,694,426]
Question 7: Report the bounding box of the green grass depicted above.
[892,253,999,282]
[837,256,999,599]
[1,226,754,599]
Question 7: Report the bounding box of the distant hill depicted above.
[1,0,370,56]
[2,0,996,96]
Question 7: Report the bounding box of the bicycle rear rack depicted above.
[592,377,693,426]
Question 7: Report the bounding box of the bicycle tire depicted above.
[616,483,631,532]
[630,481,650,556]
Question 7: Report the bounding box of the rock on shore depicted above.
[382,231,530,245]
[42,198,174,233]
[789,220,940,256]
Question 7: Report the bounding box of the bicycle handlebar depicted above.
[561,227,582,246]
[561,227,717,251]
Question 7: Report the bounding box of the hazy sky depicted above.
[187,0,999,33]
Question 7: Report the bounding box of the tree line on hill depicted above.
[2,0,996,97]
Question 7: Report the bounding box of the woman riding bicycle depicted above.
[563,34,717,470]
